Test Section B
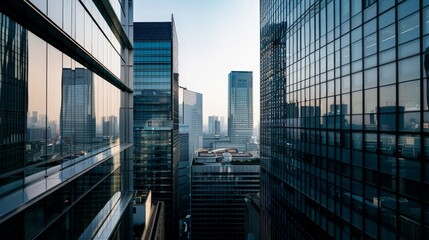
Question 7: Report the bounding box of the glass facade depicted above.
[228,71,254,146]
[191,163,260,240]
[0,0,133,239]
[133,21,179,239]
[261,0,429,239]
[178,132,190,218]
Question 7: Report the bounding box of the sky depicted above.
[133,0,260,127]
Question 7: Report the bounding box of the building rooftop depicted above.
[193,148,259,165]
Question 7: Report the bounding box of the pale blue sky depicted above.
[133,0,260,126]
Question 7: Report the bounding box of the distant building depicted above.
[179,87,203,161]
[191,149,260,240]
[208,115,220,136]
[228,71,253,146]
[102,115,119,139]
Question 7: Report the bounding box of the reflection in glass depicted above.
[398,13,419,44]
[398,80,420,111]
[398,56,419,82]
[0,14,27,193]
[61,68,95,154]
[26,33,47,177]
[424,48,429,110]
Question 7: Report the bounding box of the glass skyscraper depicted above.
[260,0,429,239]
[0,0,134,239]
[133,20,179,239]
[228,71,254,146]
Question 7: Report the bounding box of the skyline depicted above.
[134,0,260,127]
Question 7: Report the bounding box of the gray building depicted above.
[228,71,253,146]
[208,115,220,136]
[179,87,203,160]
[191,149,260,240]
[133,20,179,239]
[0,0,134,239]
[260,0,429,239]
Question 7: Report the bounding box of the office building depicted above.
[260,0,429,239]
[178,131,190,217]
[0,0,134,239]
[133,20,179,239]
[208,115,220,136]
[133,190,166,240]
[179,87,203,160]
[191,149,260,240]
[228,71,253,145]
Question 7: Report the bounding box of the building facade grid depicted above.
[261,0,429,239]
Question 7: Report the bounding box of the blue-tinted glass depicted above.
[398,13,420,44]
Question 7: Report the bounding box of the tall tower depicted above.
[260,0,428,239]
[228,71,253,145]
[133,19,179,239]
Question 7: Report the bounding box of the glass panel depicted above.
[398,80,420,111]
[364,88,377,114]
[398,13,420,44]
[26,33,47,178]
[47,0,63,27]
[364,67,377,89]
[398,0,419,20]
[379,9,395,29]
[379,0,395,13]
[379,48,396,64]
[352,40,362,61]
[352,72,363,91]
[364,19,376,36]
[30,0,47,14]
[398,39,419,59]
[364,33,377,57]
[424,7,429,35]
[379,84,396,109]
[379,63,396,86]
[341,0,350,22]
[400,112,420,132]
[398,56,420,82]
[352,91,363,114]
[351,0,362,16]
[46,44,63,171]
[398,135,420,177]
[379,25,395,51]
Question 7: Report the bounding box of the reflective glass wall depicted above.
[0,30,121,196]
[260,0,429,239]
[0,0,133,238]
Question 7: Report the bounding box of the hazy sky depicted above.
[133,0,260,126]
